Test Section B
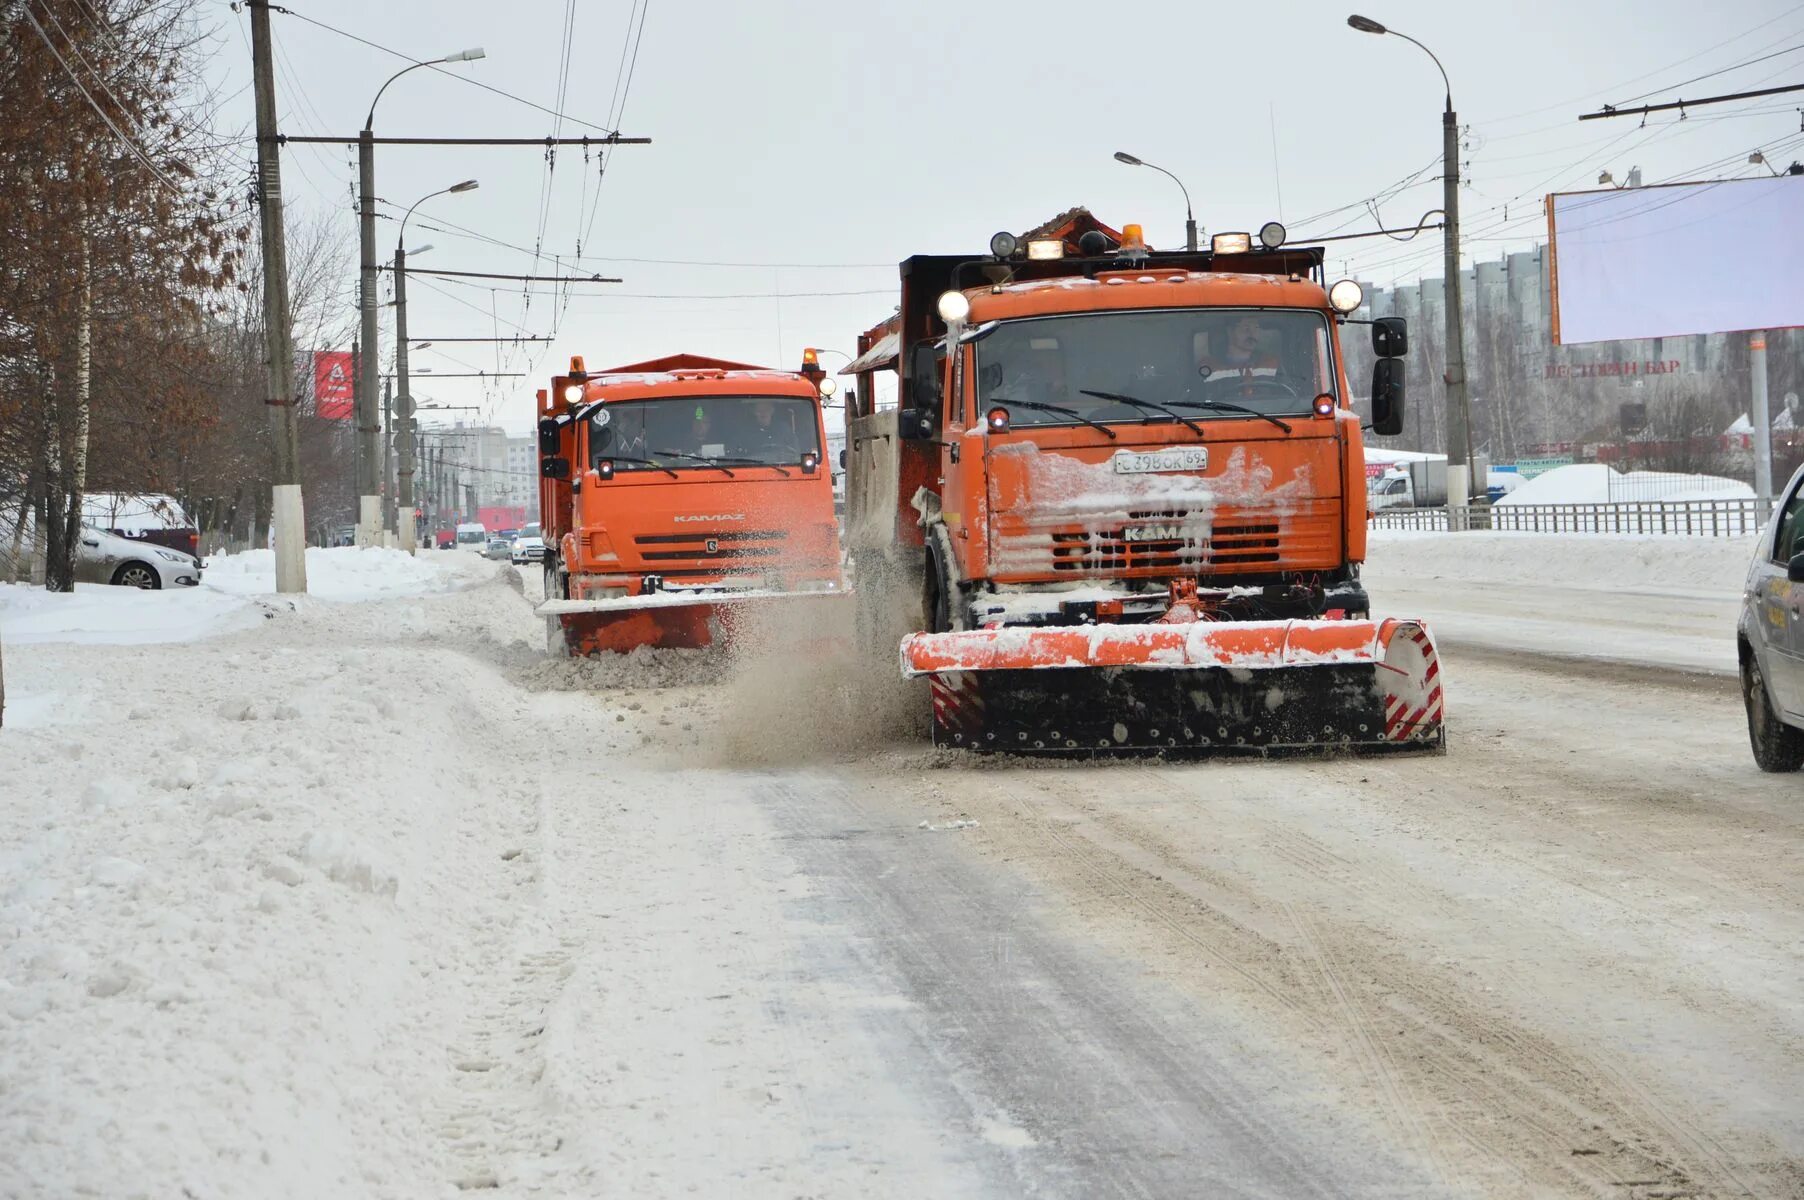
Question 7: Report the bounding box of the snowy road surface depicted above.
[2,539,1799,1198]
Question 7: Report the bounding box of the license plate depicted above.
[1113,446,1207,474]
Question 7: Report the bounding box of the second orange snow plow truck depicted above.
[535,353,845,655]
[842,214,1443,753]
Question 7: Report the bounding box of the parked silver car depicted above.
[483,536,512,561]
[76,526,203,589]
[1739,464,1804,771]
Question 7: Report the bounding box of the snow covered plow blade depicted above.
[902,618,1443,754]
[539,588,850,656]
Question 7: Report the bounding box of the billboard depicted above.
[312,350,354,419]
[1548,175,1804,345]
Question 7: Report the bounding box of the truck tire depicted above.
[1743,652,1804,772]
[925,524,968,633]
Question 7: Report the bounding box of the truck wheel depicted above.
[925,525,968,633]
[1743,653,1804,772]
[112,562,160,589]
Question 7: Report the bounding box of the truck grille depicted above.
[632,529,788,566]
[993,503,1340,578]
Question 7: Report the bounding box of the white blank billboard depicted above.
[1548,175,1804,344]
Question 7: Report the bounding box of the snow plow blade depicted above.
[538,589,850,656]
[901,618,1443,754]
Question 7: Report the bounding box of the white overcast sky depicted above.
[205,0,1802,432]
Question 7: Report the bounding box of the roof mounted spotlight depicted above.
[1211,231,1253,254]
[937,290,971,323]
[989,230,1019,259]
[1258,221,1287,249]
[1077,229,1112,257]
[1328,278,1365,314]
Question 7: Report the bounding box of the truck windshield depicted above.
[589,394,822,471]
[976,308,1336,427]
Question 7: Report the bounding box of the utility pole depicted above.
[356,127,381,547]
[381,375,395,540]
[248,0,306,592]
[1753,332,1774,503]
[1442,100,1474,521]
[394,243,418,552]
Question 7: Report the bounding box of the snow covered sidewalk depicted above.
[0,546,500,646]
[0,557,990,1198]
[1364,530,1749,675]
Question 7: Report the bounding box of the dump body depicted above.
[535,354,846,655]
[843,218,1441,753]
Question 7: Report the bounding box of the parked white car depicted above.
[75,526,202,589]
[1739,462,1804,771]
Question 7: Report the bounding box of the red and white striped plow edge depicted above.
[1377,619,1443,743]
[928,671,984,739]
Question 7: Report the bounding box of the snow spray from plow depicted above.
[904,618,1444,754]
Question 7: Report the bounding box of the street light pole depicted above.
[356,47,483,547]
[1113,151,1198,251]
[395,181,478,553]
[1349,15,1473,520]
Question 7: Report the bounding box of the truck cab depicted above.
[536,353,845,654]
[845,218,1407,634]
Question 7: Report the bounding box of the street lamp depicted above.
[1112,151,1198,252]
[392,179,480,555]
[1348,14,1473,521]
[355,47,484,548]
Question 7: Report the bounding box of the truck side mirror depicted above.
[904,343,941,440]
[1373,316,1408,358]
[537,417,562,454]
[1370,359,1405,436]
[838,449,846,469]
[1789,552,1804,584]
[541,456,570,479]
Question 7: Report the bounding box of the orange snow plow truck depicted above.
[535,352,846,655]
[842,213,1444,753]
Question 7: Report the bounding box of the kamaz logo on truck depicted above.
[675,513,744,523]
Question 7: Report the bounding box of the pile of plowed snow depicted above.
[206,546,499,600]
[1497,463,1753,506]
[1367,528,1754,594]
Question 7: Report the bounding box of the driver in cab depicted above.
[1196,313,1282,386]
[733,398,799,460]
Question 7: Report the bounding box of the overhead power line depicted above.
[383,266,623,284]
[273,134,652,147]
[1582,82,1804,121]
[261,2,622,133]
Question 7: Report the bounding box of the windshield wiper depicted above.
[1078,389,1206,436]
[987,397,1118,439]
[598,454,678,478]
[647,448,735,476]
[710,455,791,476]
[1167,398,1293,434]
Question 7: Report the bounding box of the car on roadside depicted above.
[510,521,545,564]
[1739,463,1804,771]
[483,536,512,560]
[75,526,203,589]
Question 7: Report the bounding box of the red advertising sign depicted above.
[313,351,354,419]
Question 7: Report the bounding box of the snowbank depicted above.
[1367,529,1753,595]
[205,546,498,601]
[1498,463,1753,506]
[0,548,506,646]
[0,581,261,645]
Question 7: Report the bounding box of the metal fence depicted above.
[1369,498,1765,537]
